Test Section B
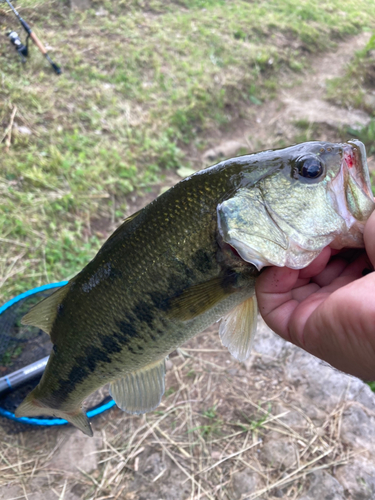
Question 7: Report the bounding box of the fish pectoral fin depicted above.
[167,277,229,321]
[21,283,71,336]
[219,294,258,362]
[15,390,93,437]
[110,358,166,414]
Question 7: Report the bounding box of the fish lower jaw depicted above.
[231,235,331,271]
[328,224,366,250]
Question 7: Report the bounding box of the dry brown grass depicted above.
[0,325,364,500]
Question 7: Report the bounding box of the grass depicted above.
[326,33,375,114]
[346,118,375,156]
[1,0,375,303]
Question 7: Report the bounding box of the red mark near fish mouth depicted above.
[344,148,355,169]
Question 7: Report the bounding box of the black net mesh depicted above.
[0,289,55,412]
[0,287,110,431]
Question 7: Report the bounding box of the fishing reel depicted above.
[7,30,29,62]
[3,0,61,74]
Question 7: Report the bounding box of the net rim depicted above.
[0,281,115,427]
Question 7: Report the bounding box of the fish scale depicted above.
[16,140,374,435]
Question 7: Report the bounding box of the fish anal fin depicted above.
[110,358,166,415]
[219,295,258,362]
[15,389,93,437]
[168,278,229,321]
[21,283,71,336]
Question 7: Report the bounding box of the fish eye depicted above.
[294,156,324,181]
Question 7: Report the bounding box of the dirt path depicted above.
[1,32,375,500]
[202,32,371,161]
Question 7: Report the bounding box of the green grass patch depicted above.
[1,0,375,301]
[347,119,375,156]
[326,33,375,113]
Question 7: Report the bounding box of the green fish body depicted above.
[16,140,374,436]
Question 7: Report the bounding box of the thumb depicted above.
[364,209,375,269]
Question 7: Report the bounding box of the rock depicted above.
[47,428,102,473]
[274,403,306,429]
[260,436,296,469]
[335,458,375,500]
[299,471,345,500]
[340,406,375,454]
[232,469,261,497]
[0,484,24,500]
[138,452,165,479]
[203,140,247,162]
[130,448,190,500]
[252,320,375,418]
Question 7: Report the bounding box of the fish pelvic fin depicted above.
[110,358,166,415]
[21,283,71,337]
[15,389,93,437]
[219,294,258,362]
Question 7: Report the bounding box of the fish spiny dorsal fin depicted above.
[100,209,142,249]
[219,295,258,362]
[21,283,71,335]
[167,277,229,321]
[110,358,166,414]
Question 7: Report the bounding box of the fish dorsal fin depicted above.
[21,283,71,335]
[110,358,166,414]
[219,295,258,362]
[99,209,142,252]
[167,277,229,321]
[218,188,288,270]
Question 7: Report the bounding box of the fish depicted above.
[15,140,374,436]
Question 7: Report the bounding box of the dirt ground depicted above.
[1,32,375,500]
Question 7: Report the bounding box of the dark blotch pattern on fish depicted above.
[115,318,140,343]
[133,300,154,327]
[58,346,112,397]
[82,263,111,293]
[192,249,215,273]
[58,365,88,397]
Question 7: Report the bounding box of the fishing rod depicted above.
[4,0,61,74]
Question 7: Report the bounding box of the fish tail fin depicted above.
[15,390,93,437]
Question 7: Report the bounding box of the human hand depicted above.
[255,211,375,381]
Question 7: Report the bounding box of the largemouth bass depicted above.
[16,140,374,436]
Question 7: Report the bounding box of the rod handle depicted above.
[29,31,47,55]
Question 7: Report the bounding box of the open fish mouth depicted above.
[329,140,375,249]
[345,139,373,201]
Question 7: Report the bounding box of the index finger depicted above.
[255,266,301,341]
[255,247,331,342]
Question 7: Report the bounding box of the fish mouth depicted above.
[329,140,375,248]
[345,139,373,202]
